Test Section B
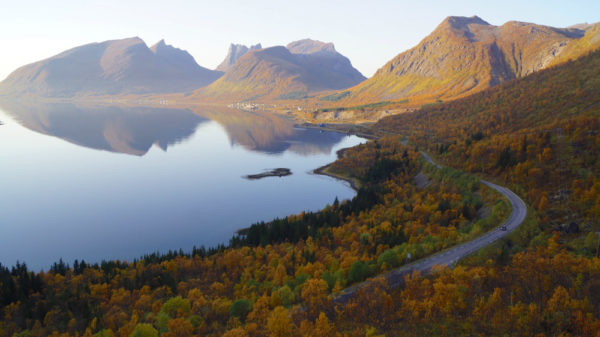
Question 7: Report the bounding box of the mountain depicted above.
[374,47,600,256]
[216,43,262,72]
[197,38,366,101]
[0,37,223,98]
[550,22,600,65]
[342,16,600,104]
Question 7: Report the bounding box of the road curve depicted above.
[334,151,527,302]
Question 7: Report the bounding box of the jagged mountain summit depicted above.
[216,43,262,72]
[198,38,366,101]
[0,37,223,98]
[341,16,600,104]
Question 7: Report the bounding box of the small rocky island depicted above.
[245,168,291,180]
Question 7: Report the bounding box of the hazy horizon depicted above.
[1,0,599,81]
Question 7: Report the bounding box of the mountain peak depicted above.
[216,43,262,72]
[445,15,489,25]
[343,16,597,105]
[439,15,490,31]
[201,40,365,101]
[286,39,336,55]
[0,36,223,97]
[150,39,168,53]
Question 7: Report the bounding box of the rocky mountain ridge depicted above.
[197,38,366,101]
[340,16,600,104]
[215,43,262,72]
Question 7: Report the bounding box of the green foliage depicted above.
[275,286,295,307]
[378,249,400,268]
[277,91,309,100]
[130,323,158,337]
[319,91,351,101]
[229,299,252,320]
[496,146,517,169]
[294,273,310,289]
[155,312,170,333]
[317,101,399,113]
[348,260,370,284]
[189,315,204,328]
[160,296,191,318]
[584,232,599,254]
[93,330,114,337]
[360,232,372,245]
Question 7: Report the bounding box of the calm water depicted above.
[0,100,365,270]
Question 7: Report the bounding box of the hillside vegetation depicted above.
[0,138,509,336]
[1,20,600,337]
[375,48,600,231]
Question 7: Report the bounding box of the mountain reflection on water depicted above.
[0,100,207,156]
[0,100,345,156]
[0,99,366,270]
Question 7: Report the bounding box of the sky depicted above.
[1,0,599,81]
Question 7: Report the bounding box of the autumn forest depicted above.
[1,7,600,337]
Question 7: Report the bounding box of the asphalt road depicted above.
[334,151,527,302]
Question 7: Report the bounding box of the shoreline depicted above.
[298,122,378,140]
[313,147,360,192]
[237,147,364,235]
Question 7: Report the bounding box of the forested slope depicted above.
[376,48,600,231]
[1,41,599,337]
[0,138,507,336]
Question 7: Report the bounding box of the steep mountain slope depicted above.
[216,43,262,72]
[198,39,365,101]
[375,48,600,234]
[550,22,600,65]
[0,37,222,97]
[343,16,598,104]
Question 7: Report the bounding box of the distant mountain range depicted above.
[0,16,598,105]
[0,37,223,97]
[197,39,366,101]
[338,16,600,104]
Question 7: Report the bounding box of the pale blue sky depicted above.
[1,0,598,80]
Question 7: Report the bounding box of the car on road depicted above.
[500,225,507,231]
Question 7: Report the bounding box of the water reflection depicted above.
[190,107,346,155]
[0,100,345,156]
[0,100,366,270]
[0,100,208,156]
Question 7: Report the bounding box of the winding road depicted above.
[335,150,527,302]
